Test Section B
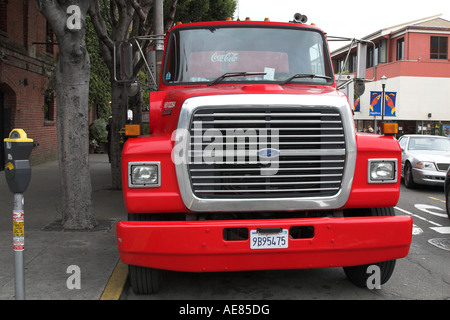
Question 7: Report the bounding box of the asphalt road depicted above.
[121,183,450,301]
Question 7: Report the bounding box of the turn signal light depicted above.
[382,123,398,135]
[125,124,141,137]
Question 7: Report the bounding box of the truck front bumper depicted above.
[116,216,412,272]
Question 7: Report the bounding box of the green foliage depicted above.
[168,0,237,23]
[86,15,111,120]
[89,118,108,144]
[206,0,237,21]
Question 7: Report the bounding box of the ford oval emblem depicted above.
[258,148,280,159]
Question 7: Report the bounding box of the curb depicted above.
[100,260,128,300]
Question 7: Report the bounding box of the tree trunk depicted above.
[37,0,96,229]
[56,41,96,230]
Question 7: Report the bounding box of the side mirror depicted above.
[114,41,135,83]
[120,41,134,81]
[356,42,367,80]
[354,79,365,96]
[332,38,375,93]
[113,36,166,87]
[126,82,141,97]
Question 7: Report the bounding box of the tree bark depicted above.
[37,0,96,229]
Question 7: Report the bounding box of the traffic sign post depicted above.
[12,193,25,300]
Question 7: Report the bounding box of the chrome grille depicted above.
[436,163,450,172]
[187,107,346,199]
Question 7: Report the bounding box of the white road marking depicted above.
[395,206,442,227]
[429,227,450,234]
[428,238,450,251]
[414,204,448,219]
[412,225,423,235]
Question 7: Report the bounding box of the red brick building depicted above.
[0,0,58,169]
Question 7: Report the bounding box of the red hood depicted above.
[149,84,343,135]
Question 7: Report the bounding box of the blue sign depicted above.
[384,92,396,117]
[369,91,397,117]
[369,91,382,116]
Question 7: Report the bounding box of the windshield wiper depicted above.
[281,73,332,85]
[208,72,267,86]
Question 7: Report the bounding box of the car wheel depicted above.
[404,162,417,189]
[343,207,397,288]
[446,185,450,219]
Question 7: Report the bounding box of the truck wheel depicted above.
[343,260,396,288]
[129,265,161,294]
[404,162,417,189]
[127,213,162,294]
[343,207,397,288]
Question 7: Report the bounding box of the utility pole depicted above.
[153,0,164,49]
[153,0,164,85]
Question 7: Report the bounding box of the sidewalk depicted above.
[0,154,127,300]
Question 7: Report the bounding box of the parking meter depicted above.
[4,129,34,193]
[3,128,34,300]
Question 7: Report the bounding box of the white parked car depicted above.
[397,135,450,188]
[445,168,450,219]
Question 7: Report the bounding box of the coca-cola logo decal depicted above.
[211,52,239,63]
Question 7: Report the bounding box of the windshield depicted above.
[408,137,450,151]
[163,26,333,86]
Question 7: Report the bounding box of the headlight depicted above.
[128,162,160,188]
[417,161,436,170]
[368,159,398,183]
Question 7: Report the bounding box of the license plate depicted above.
[250,229,289,249]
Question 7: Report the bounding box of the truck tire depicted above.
[343,260,396,288]
[127,213,162,294]
[343,207,397,288]
[129,265,161,295]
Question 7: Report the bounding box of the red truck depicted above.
[116,15,413,294]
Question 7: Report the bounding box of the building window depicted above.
[430,36,448,60]
[378,39,387,63]
[396,38,404,61]
[44,90,55,121]
[46,21,54,55]
[347,52,357,73]
[333,59,339,73]
[367,46,374,68]
[334,58,344,74]
[23,0,28,48]
[0,0,7,34]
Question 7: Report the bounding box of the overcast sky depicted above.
[235,0,450,51]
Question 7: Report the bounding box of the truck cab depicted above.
[116,17,412,294]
